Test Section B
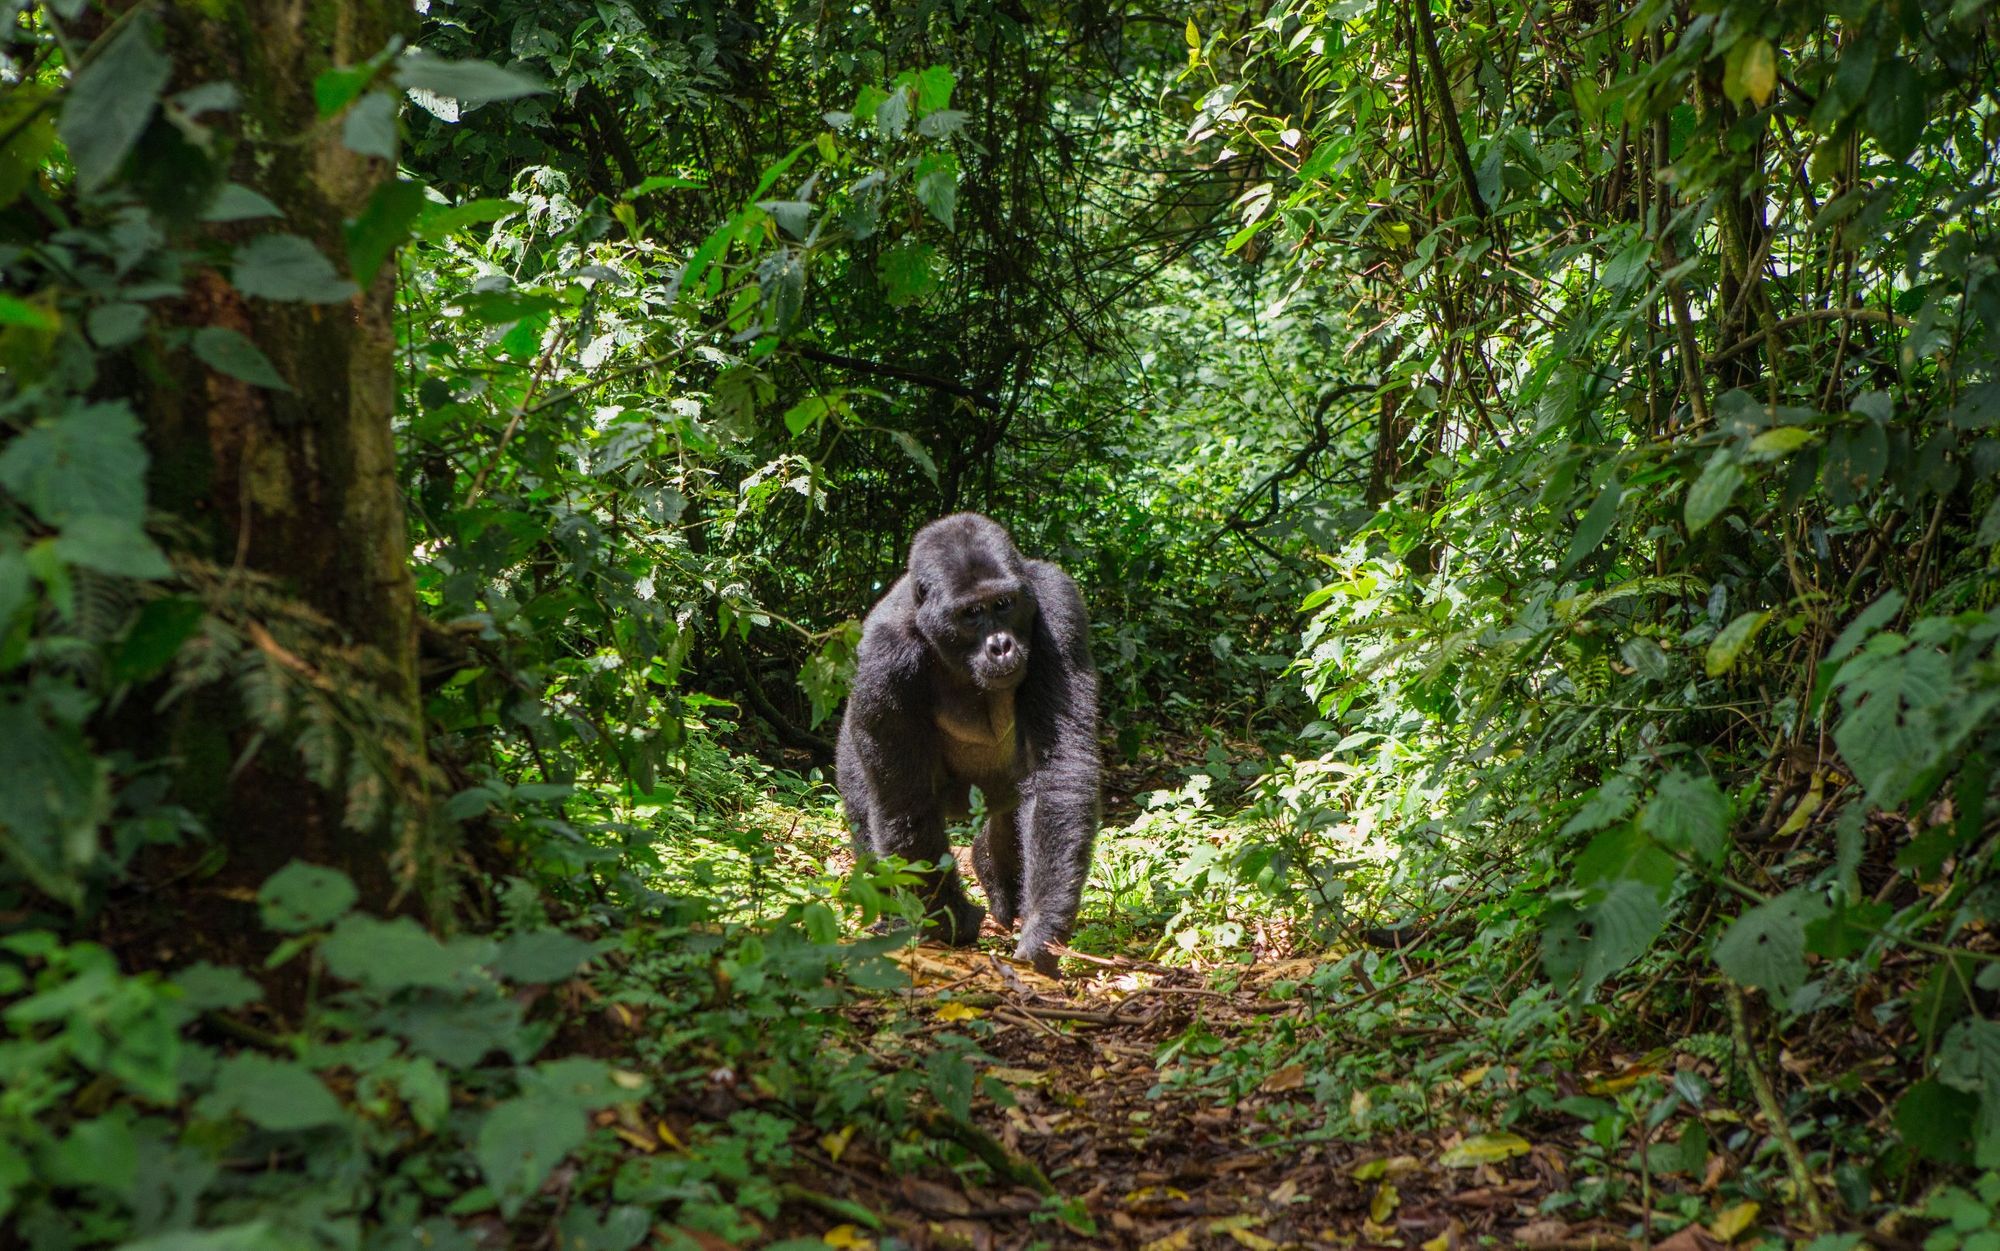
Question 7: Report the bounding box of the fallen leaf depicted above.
[1439,1132,1532,1167]
[1124,1185,1192,1205]
[612,1126,657,1152]
[1512,1220,1569,1247]
[819,1124,855,1162]
[1708,1201,1760,1242]
[1370,1182,1400,1224]
[822,1224,874,1249]
[1261,1064,1307,1093]
[1353,1155,1422,1180]
[1423,1234,1450,1251]
[1269,1178,1301,1205]
[1656,1225,1728,1251]
[900,1175,971,1216]
[1459,1065,1492,1087]
[935,1001,985,1022]
[1141,1228,1197,1251]
[985,1066,1046,1086]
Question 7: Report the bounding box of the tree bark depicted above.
[141,0,432,911]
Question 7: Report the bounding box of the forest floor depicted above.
[754,885,1669,1251]
[797,941,1581,1251]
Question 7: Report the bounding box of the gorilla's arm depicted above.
[1013,559,1101,970]
[840,595,986,941]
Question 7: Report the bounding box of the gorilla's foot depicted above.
[926,898,988,947]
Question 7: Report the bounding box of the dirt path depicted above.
[792,945,1596,1251]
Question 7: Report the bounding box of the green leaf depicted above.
[202,184,283,223]
[1562,477,1622,569]
[1639,770,1728,866]
[203,1054,347,1131]
[57,12,172,191]
[341,90,398,159]
[1833,644,1965,805]
[192,327,293,391]
[87,302,148,348]
[412,197,523,241]
[232,235,358,304]
[394,51,547,110]
[320,915,493,992]
[1897,1079,1975,1164]
[0,400,148,526]
[783,396,836,435]
[1864,59,1925,162]
[1620,636,1670,681]
[1572,821,1677,892]
[477,1094,588,1218]
[110,595,205,682]
[0,699,109,907]
[912,65,955,114]
[888,430,938,483]
[54,517,171,579]
[172,962,261,1012]
[490,930,601,983]
[0,293,60,330]
[1705,610,1770,677]
[347,179,428,285]
[1685,450,1744,533]
[1747,425,1817,457]
[119,1223,279,1251]
[1722,37,1777,107]
[915,152,958,230]
[1938,1018,2000,1166]
[1825,591,1904,665]
[258,861,358,933]
[1712,890,1823,999]
[313,63,378,118]
[877,239,937,306]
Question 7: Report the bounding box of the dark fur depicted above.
[836,514,1101,975]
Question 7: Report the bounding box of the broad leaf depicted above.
[203,1054,347,1131]
[1713,890,1824,999]
[193,327,292,391]
[0,400,149,526]
[58,12,172,191]
[1639,771,1729,866]
[231,235,358,304]
[258,861,358,933]
[1685,451,1744,533]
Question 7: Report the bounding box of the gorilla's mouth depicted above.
[975,654,1028,687]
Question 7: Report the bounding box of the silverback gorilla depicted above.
[837,514,1100,975]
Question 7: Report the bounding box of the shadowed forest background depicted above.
[5,0,2000,1247]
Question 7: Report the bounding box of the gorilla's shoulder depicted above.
[1024,559,1087,618]
[852,576,928,689]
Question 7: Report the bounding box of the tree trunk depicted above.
[140,0,434,912]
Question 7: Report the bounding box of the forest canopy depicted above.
[2,0,2000,1247]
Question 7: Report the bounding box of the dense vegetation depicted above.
[3,0,2000,1246]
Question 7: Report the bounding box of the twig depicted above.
[1726,983,1828,1232]
[1411,0,1489,219]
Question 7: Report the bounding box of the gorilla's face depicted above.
[910,518,1038,692]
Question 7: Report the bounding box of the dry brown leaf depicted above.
[1512,1219,1570,1247]
[1261,1063,1307,1093]
[1655,1224,1728,1251]
[900,1175,972,1216]
[1140,1226,1197,1251]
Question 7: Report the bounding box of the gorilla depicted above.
[837,513,1100,975]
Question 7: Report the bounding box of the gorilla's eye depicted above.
[993,597,1012,613]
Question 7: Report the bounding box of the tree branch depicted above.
[791,346,999,411]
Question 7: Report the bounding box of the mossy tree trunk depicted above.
[140,0,435,913]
